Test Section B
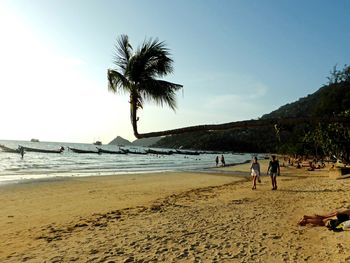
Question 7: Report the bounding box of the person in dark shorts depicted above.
[267,155,280,190]
[215,156,219,167]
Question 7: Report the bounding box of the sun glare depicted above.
[0,3,131,143]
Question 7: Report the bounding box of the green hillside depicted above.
[153,65,350,154]
[262,82,350,119]
[132,137,162,147]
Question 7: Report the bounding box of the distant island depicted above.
[109,136,132,146]
[108,136,162,147]
[30,138,40,142]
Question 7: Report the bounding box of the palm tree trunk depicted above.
[133,116,350,139]
[130,94,139,138]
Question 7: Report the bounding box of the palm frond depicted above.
[113,34,133,72]
[139,79,183,110]
[107,69,131,94]
[132,38,174,81]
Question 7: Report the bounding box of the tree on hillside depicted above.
[304,110,350,163]
[327,64,350,85]
[108,35,349,139]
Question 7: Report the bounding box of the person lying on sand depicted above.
[298,209,350,226]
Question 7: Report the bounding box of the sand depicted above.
[1,161,350,262]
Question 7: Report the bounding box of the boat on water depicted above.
[146,149,174,155]
[68,147,99,154]
[176,149,200,155]
[120,148,147,155]
[96,147,127,154]
[19,145,65,154]
[0,144,20,153]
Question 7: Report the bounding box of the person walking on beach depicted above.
[250,156,260,190]
[267,155,280,190]
[215,156,219,167]
[221,155,225,167]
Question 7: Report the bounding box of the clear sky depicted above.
[0,0,349,143]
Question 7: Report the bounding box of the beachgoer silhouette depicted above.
[221,155,225,167]
[19,146,25,159]
[267,155,280,190]
[250,156,261,190]
[215,156,219,167]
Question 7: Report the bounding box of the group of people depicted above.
[250,155,280,190]
[250,156,350,229]
[215,155,225,167]
[217,153,350,229]
[215,154,280,190]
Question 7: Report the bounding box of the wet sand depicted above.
[1,161,350,262]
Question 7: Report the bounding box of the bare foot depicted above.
[298,218,307,226]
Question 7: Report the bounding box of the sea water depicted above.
[0,140,252,184]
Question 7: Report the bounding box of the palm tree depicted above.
[108,35,349,139]
[108,35,183,138]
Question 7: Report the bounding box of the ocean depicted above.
[0,140,253,184]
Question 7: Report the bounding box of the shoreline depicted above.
[2,160,350,262]
[0,159,252,187]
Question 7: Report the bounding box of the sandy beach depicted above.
[1,160,350,262]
